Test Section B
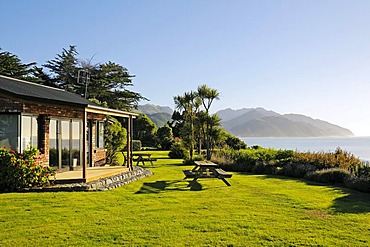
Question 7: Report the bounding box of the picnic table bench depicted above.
[120,152,157,167]
[183,161,232,186]
[133,153,157,166]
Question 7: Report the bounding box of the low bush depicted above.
[169,141,188,159]
[212,146,370,193]
[345,175,370,193]
[305,168,350,184]
[183,154,204,165]
[252,161,277,175]
[349,162,370,177]
[293,148,362,170]
[212,148,295,172]
[282,163,317,178]
[132,140,142,151]
[0,146,55,191]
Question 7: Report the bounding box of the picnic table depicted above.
[183,160,232,186]
[133,153,157,166]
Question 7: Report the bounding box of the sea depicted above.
[241,137,370,161]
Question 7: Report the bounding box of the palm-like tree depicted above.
[174,91,200,159]
[197,85,220,160]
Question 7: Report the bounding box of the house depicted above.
[0,75,138,182]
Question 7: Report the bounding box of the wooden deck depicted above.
[51,166,130,183]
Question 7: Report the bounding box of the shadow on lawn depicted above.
[242,173,370,214]
[331,192,370,214]
[135,179,203,194]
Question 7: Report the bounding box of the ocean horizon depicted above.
[241,136,370,161]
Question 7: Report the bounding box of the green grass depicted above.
[0,151,369,246]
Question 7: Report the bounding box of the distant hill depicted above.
[222,108,280,130]
[147,112,172,128]
[138,104,173,115]
[137,104,173,127]
[218,108,353,137]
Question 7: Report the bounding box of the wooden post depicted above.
[126,116,132,170]
[82,111,87,180]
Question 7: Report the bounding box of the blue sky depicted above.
[1,0,370,135]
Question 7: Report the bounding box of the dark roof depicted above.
[0,75,98,107]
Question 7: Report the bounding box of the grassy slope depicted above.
[0,151,369,246]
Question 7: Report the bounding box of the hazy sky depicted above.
[1,1,370,136]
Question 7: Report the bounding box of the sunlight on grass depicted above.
[0,151,369,246]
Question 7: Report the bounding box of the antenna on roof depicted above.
[77,69,90,98]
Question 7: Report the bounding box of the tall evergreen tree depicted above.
[43,45,79,91]
[0,48,36,80]
[89,61,146,110]
[43,46,146,110]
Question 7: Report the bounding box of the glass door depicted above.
[49,119,59,170]
[49,119,83,172]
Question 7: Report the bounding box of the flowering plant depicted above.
[0,146,55,191]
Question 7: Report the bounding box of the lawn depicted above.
[0,151,369,246]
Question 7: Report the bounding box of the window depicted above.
[21,115,38,151]
[96,121,104,148]
[0,114,20,151]
[49,118,82,171]
[61,120,70,167]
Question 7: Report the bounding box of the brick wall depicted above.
[24,103,84,119]
[37,115,50,166]
[94,149,107,166]
[0,95,108,167]
[0,97,22,112]
[90,121,106,166]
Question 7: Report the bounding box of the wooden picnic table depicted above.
[133,153,157,166]
[183,160,232,186]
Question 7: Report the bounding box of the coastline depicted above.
[241,136,370,161]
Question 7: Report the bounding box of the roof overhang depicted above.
[85,105,138,118]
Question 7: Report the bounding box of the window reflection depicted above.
[49,119,58,169]
[72,121,81,168]
[49,118,82,172]
[97,121,104,148]
[21,115,37,151]
[61,120,70,170]
[0,114,19,151]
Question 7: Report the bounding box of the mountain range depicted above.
[218,107,353,137]
[138,104,354,137]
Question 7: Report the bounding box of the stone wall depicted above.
[21,166,153,192]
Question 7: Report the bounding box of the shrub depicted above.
[345,175,370,193]
[168,140,188,159]
[211,146,370,193]
[349,162,370,177]
[0,146,55,191]
[157,124,174,150]
[252,161,277,175]
[132,140,142,151]
[183,154,204,165]
[293,148,363,170]
[224,134,247,150]
[105,117,127,165]
[305,168,350,184]
[282,163,317,178]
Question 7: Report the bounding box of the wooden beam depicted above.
[126,116,132,170]
[82,111,87,180]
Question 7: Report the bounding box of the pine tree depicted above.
[0,48,36,80]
